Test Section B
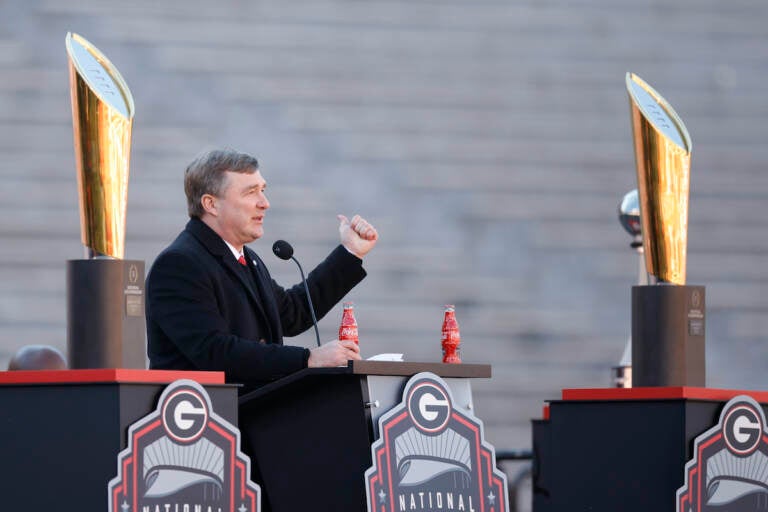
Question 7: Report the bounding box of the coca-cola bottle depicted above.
[441,305,461,364]
[339,302,359,345]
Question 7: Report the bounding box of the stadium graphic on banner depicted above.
[678,395,768,511]
[108,380,260,512]
[365,372,509,512]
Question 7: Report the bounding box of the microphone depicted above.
[272,240,321,347]
[272,239,294,260]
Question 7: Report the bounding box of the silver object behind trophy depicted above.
[611,189,646,388]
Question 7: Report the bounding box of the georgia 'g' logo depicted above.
[161,387,208,443]
[366,373,510,512]
[723,403,763,456]
[677,395,768,512]
[108,379,261,512]
[407,380,451,434]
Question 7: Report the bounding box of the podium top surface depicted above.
[0,369,226,386]
[239,361,491,404]
[561,386,768,403]
[351,360,491,377]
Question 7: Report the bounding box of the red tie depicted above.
[238,255,247,266]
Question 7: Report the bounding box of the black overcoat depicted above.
[146,218,366,387]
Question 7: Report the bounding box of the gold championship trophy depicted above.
[626,73,705,386]
[65,33,145,369]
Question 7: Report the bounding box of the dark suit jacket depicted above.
[146,218,366,387]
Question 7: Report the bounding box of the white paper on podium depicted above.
[366,353,404,362]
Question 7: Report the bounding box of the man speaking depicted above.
[146,149,378,389]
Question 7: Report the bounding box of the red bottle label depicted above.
[340,325,359,342]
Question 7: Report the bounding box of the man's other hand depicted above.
[338,214,378,259]
[307,339,361,368]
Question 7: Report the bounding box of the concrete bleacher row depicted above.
[0,0,767,455]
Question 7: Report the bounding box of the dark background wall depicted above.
[0,0,766,453]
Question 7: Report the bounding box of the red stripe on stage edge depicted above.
[0,369,225,385]
[384,410,409,512]
[237,460,246,500]
[561,387,768,403]
[696,433,722,507]
[452,413,486,511]
[208,422,236,508]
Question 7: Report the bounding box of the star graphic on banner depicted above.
[121,499,130,512]
[487,490,496,505]
[378,489,387,503]
[238,504,248,512]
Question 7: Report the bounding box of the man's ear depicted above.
[201,194,217,216]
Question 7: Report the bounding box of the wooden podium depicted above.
[0,369,233,510]
[238,360,491,512]
[533,387,768,512]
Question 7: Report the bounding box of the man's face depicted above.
[213,170,270,247]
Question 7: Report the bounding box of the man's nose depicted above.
[259,194,270,209]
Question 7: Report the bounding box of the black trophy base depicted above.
[631,284,705,387]
[67,259,146,369]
